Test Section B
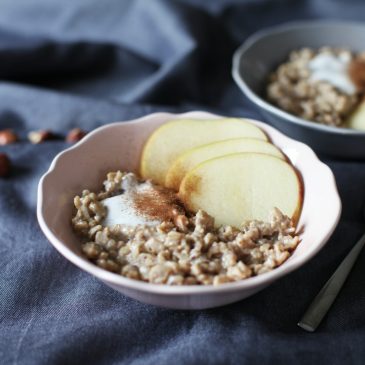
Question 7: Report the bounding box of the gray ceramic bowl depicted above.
[232,21,365,159]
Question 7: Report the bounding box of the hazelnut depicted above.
[0,153,11,177]
[28,130,54,144]
[0,129,17,145]
[66,128,87,143]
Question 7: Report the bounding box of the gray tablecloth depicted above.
[1,1,364,364]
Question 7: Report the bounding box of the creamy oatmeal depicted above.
[267,47,365,126]
[72,171,299,285]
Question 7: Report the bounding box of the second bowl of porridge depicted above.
[233,21,365,158]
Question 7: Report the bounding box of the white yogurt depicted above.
[102,173,161,227]
[308,52,356,95]
[101,193,160,227]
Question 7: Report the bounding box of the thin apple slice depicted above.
[140,118,267,185]
[346,99,365,130]
[165,138,285,190]
[179,153,302,227]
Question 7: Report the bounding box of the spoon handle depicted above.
[298,232,365,332]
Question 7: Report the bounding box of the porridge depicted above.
[72,171,300,285]
[267,47,365,126]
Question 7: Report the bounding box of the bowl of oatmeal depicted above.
[232,21,365,158]
[37,111,341,309]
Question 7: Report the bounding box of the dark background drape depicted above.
[0,1,364,364]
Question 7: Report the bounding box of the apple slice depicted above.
[346,99,365,131]
[179,153,302,227]
[165,138,285,190]
[140,118,267,185]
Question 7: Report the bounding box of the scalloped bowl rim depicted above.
[37,111,341,296]
[232,20,365,136]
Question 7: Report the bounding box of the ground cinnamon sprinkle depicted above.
[132,185,185,222]
[349,58,365,91]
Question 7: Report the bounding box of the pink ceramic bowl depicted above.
[37,111,341,309]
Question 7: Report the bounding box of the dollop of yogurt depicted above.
[102,174,161,226]
[308,52,356,95]
[101,193,161,227]
[101,172,183,227]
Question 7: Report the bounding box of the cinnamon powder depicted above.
[132,185,185,222]
[349,58,365,92]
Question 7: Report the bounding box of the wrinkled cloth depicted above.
[0,1,365,364]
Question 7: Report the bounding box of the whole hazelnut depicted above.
[0,153,11,177]
[66,128,87,143]
[0,129,17,145]
[28,130,54,144]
